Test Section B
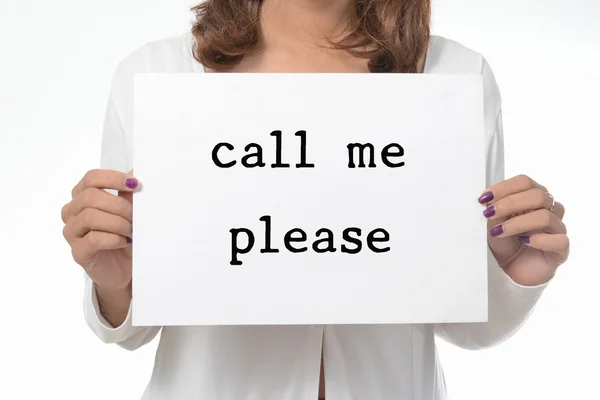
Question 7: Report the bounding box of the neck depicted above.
[260,0,354,49]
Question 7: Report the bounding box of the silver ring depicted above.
[546,192,556,212]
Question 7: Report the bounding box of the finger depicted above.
[62,188,133,224]
[118,189,133,204]
[552,201,566,220]
[478,174,547,205]
[71,169,140,199]
[516,233,570,253]
[71,231,130,266]
[483,188,552,220]
[63,208,132,241]
[118,169,135,203]
[489,209,566,238]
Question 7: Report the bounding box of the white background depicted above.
[0,0,598,399]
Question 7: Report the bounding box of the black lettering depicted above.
[270,130,290,168]
[229,228,255,265]
[259,215,280,253]
[295,130,315,168]
[313,228,336,253]
[341,227,362,254]
[381,144,405,168]
[242,143,266,168]
[367,229,391,253]
[347,143,376,168]
[212,142,236,168]
[284,228,308,252]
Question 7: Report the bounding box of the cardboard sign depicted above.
[132,73,487,326]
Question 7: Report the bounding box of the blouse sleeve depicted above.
[433,58,551,350]
[83,47,161,351]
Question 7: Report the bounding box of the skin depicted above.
[61,1,569,399]
[62,170,136,326]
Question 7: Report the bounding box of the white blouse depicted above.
[84,33,550,400]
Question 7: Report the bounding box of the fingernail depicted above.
[517,235,530,244]
[483,206,496,218]
[489,225,504,237]
[125,178,139,190]
[478,191,494,204]
[127,237,133,244]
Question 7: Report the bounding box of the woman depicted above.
[61,0,570,399]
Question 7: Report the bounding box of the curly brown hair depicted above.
[191,0,431,73]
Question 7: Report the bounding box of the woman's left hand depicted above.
[479,174,570,286]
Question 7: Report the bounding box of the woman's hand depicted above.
[62,169,140,292]
[479,174,569,286]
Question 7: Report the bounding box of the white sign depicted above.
[132,73,487,326]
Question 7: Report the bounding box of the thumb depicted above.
[119,169,134,251]
[118,169,135,203]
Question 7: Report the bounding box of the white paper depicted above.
[132,73,487,326]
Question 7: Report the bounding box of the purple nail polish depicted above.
[127,237,133,244]
[478,191,494,204]
[483,206,496,218]
[489,225,504,237]
[125,178,138,190]
[517,235,530,244]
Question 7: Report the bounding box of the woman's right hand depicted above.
[62,169,140,292]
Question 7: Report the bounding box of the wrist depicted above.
[95,283,131,317]
[503,264,556,287]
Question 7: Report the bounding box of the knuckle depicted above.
[555,235,570,252]
[81,208,96,227]
[71,243,88,266]
[108,233,122,248]
[82,172,93,187]
[112,196,131,217]
[71,247,82,264]
[120,199,133,218]
[501,196,515,211]
[559,203,566,218]
[560,236,571,252]
[81,188,97,205]
[517,174,533,189]
[61,203,70,223]
[83,169,100,187]
[62,225,71,241]
[85,231,102,249]
[532,188,546,207]
[560,221,568,235]
[71,248,90,269]
[120,219,133,235]
[540,209,553,226]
